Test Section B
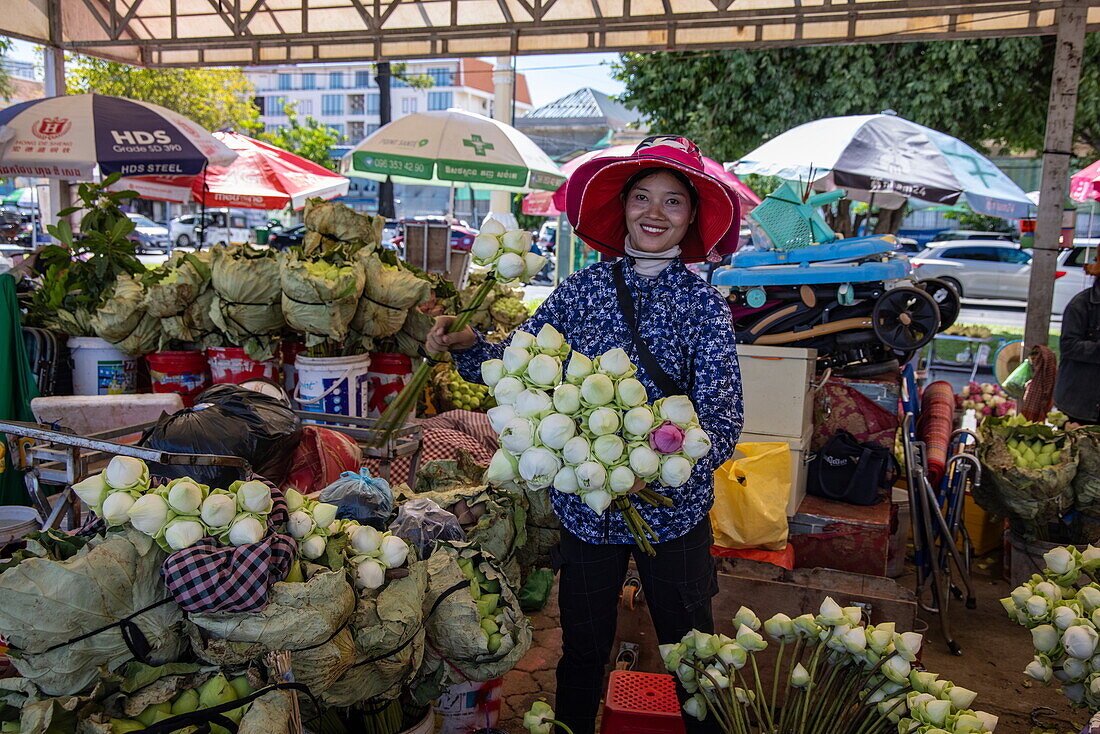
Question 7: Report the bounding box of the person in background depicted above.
[1055,250,1100,425]
[428,136,744,734]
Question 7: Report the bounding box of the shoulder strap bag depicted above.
[612,260,687,398]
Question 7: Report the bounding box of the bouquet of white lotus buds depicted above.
[72,457,281,551]
[371,218,548,444]
[284,488,412,589]
[664,598,998,734]
[481,323,711,555]
[1004,543,1100,711]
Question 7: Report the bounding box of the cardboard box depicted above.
[788,494,894,577]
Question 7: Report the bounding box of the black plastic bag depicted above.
[318,468,394,525]
[389,498,465,559]
[140,384,303,487]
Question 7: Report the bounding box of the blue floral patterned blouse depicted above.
[453,259,744,545]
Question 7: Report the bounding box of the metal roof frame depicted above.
[4,1,1100,67]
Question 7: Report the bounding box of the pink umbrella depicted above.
[522,144,761,217]
[1071,159,1100,203]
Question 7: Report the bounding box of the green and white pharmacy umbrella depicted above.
[341,109,564,193]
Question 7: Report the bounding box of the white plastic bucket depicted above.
[294,353,372,418]
[435,679,503,734]
[67,337,137,396]
[401,710,434,734]
[0,506,39,547]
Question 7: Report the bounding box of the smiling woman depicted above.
[431,136,746,734]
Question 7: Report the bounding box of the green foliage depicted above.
[613,36,1100,160]
[511,193,544,233]
[66,55,259,133]
[0,38,14,103]
[27,175,145,335]
[256,103,340,170]
[942,204,1017,234]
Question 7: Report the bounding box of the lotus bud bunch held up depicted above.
[661,597,998,734]
[480,325,710,555]
[1004,541,1100,710]
[372,223,548,444]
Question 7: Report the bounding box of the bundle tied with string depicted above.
[143,250,222,348]
[209,245,285,361]
[319,559,429,706]
[0,529,187,697]
[412,542,531,703]
[188,563,356,696]
[91,274,163,356]
[350,249,433,344]
[279,250,366,348]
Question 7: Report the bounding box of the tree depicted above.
[256,104,340,170]
[66,56,259,133]
[0,38,15,103]
[613,36,1100,162]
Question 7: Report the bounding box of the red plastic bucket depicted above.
[146,350,211,407]
[367,353,413,418]
[280,341,307,395]
[206,346,280,385]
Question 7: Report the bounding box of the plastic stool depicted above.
[600,670,686,734]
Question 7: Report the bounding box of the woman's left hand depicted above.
[628,476,646,495]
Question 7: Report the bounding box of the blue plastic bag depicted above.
[318,468,394,523]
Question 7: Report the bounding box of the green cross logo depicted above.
[463,134,495,157]
[942,150,997,187]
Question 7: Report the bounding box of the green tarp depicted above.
[0,273,40,505]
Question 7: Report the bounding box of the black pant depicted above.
[553,518,721,734]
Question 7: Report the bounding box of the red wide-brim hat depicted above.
[565,136,742,263]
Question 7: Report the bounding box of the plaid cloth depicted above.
[364,420,494,486]
[159,478,296,613]
[1022,345,1057,423]
[283,425,363,496]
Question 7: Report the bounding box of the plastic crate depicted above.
[600,670,686,734]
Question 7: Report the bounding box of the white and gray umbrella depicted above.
[735,113,1033,219]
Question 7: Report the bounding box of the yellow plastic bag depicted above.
[710,442,791,550]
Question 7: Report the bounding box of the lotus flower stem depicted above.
[682,659,740,734]
[771,640,786,715]
[636,486,674,507]
[371,276,497,446]
[749,655,776,732]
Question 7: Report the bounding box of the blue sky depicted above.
[4,38,624,108]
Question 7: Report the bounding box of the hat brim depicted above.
[565,154,741,263]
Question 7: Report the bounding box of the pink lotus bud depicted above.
[981,405,993,416]
[649,421,686,455]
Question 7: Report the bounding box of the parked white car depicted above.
[911,240,1096,314]
[169,209,252,248]
[125,213,170,252]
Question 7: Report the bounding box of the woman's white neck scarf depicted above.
[624,238,681,279]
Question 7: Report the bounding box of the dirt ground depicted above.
[499,556,1079,734]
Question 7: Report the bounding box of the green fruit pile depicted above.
[1006,437,1061,470]
[442,367,492,411]
[110,673,256,733]
[457,556,505,654]
[489,296,529,330]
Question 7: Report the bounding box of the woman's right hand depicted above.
[426,315,477,354]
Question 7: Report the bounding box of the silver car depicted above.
[912,240,1094,314]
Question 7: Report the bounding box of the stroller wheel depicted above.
[872,287,941,351]
[918,278,961,331]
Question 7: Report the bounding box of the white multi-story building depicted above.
[246,59,532,219]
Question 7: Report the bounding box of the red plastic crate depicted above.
[600,670,686,734]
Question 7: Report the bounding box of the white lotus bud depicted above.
[502,229,532,254]
[790,663,810,688]
[500,417,536,453]
[472,234,502,262]
[575,461,607,491]
[350,525,383,554]
[228,516,266,546]
[629,444,661,479]
[299,534,326,559]
[284,487,306,512]
[615,378,647,408]
[562,435,592,465]
[535,323,566,354]
[237,480,273,514]
[105,456,148,490]
[1044,546,1076,575]
[1064,625,1099,659]
[201,493,237,528]
[593,434,626,465]
[510,330,536,349]
[623,406,656,438]
[608,466,637,494]
[356,559,386,589]
[166,481,204,515]
[597,348,632,378]
[495,252,526,280]
[587,407,621,436]
[493,376,525,406]
[523,253,548,280]
[566,352,593,384]
[101,491,137,526]
[164,517,206,551]
[288,511,315,539]
[518,447,561,490]
[480,218,506,235]
[515,388,553,419]
[487,404,518,435]
[583,490,613,515]
[127,493,170,536]
[380,534,410,568]
[525,355,562,388]
[72,473,109,511]
[580,374,615,406]
[311,502,338,529]
[552,384,582,415]
[682,428,712,460]
[538,413,577,450]
[660,455,693,488]
[503,346,532,375]
[553,466,579,494]
[660,395,698,426]
[486,449,520,486]
[481,359,506,388]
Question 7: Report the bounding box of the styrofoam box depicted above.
[738,429,811,517]
[737,344,817,439]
